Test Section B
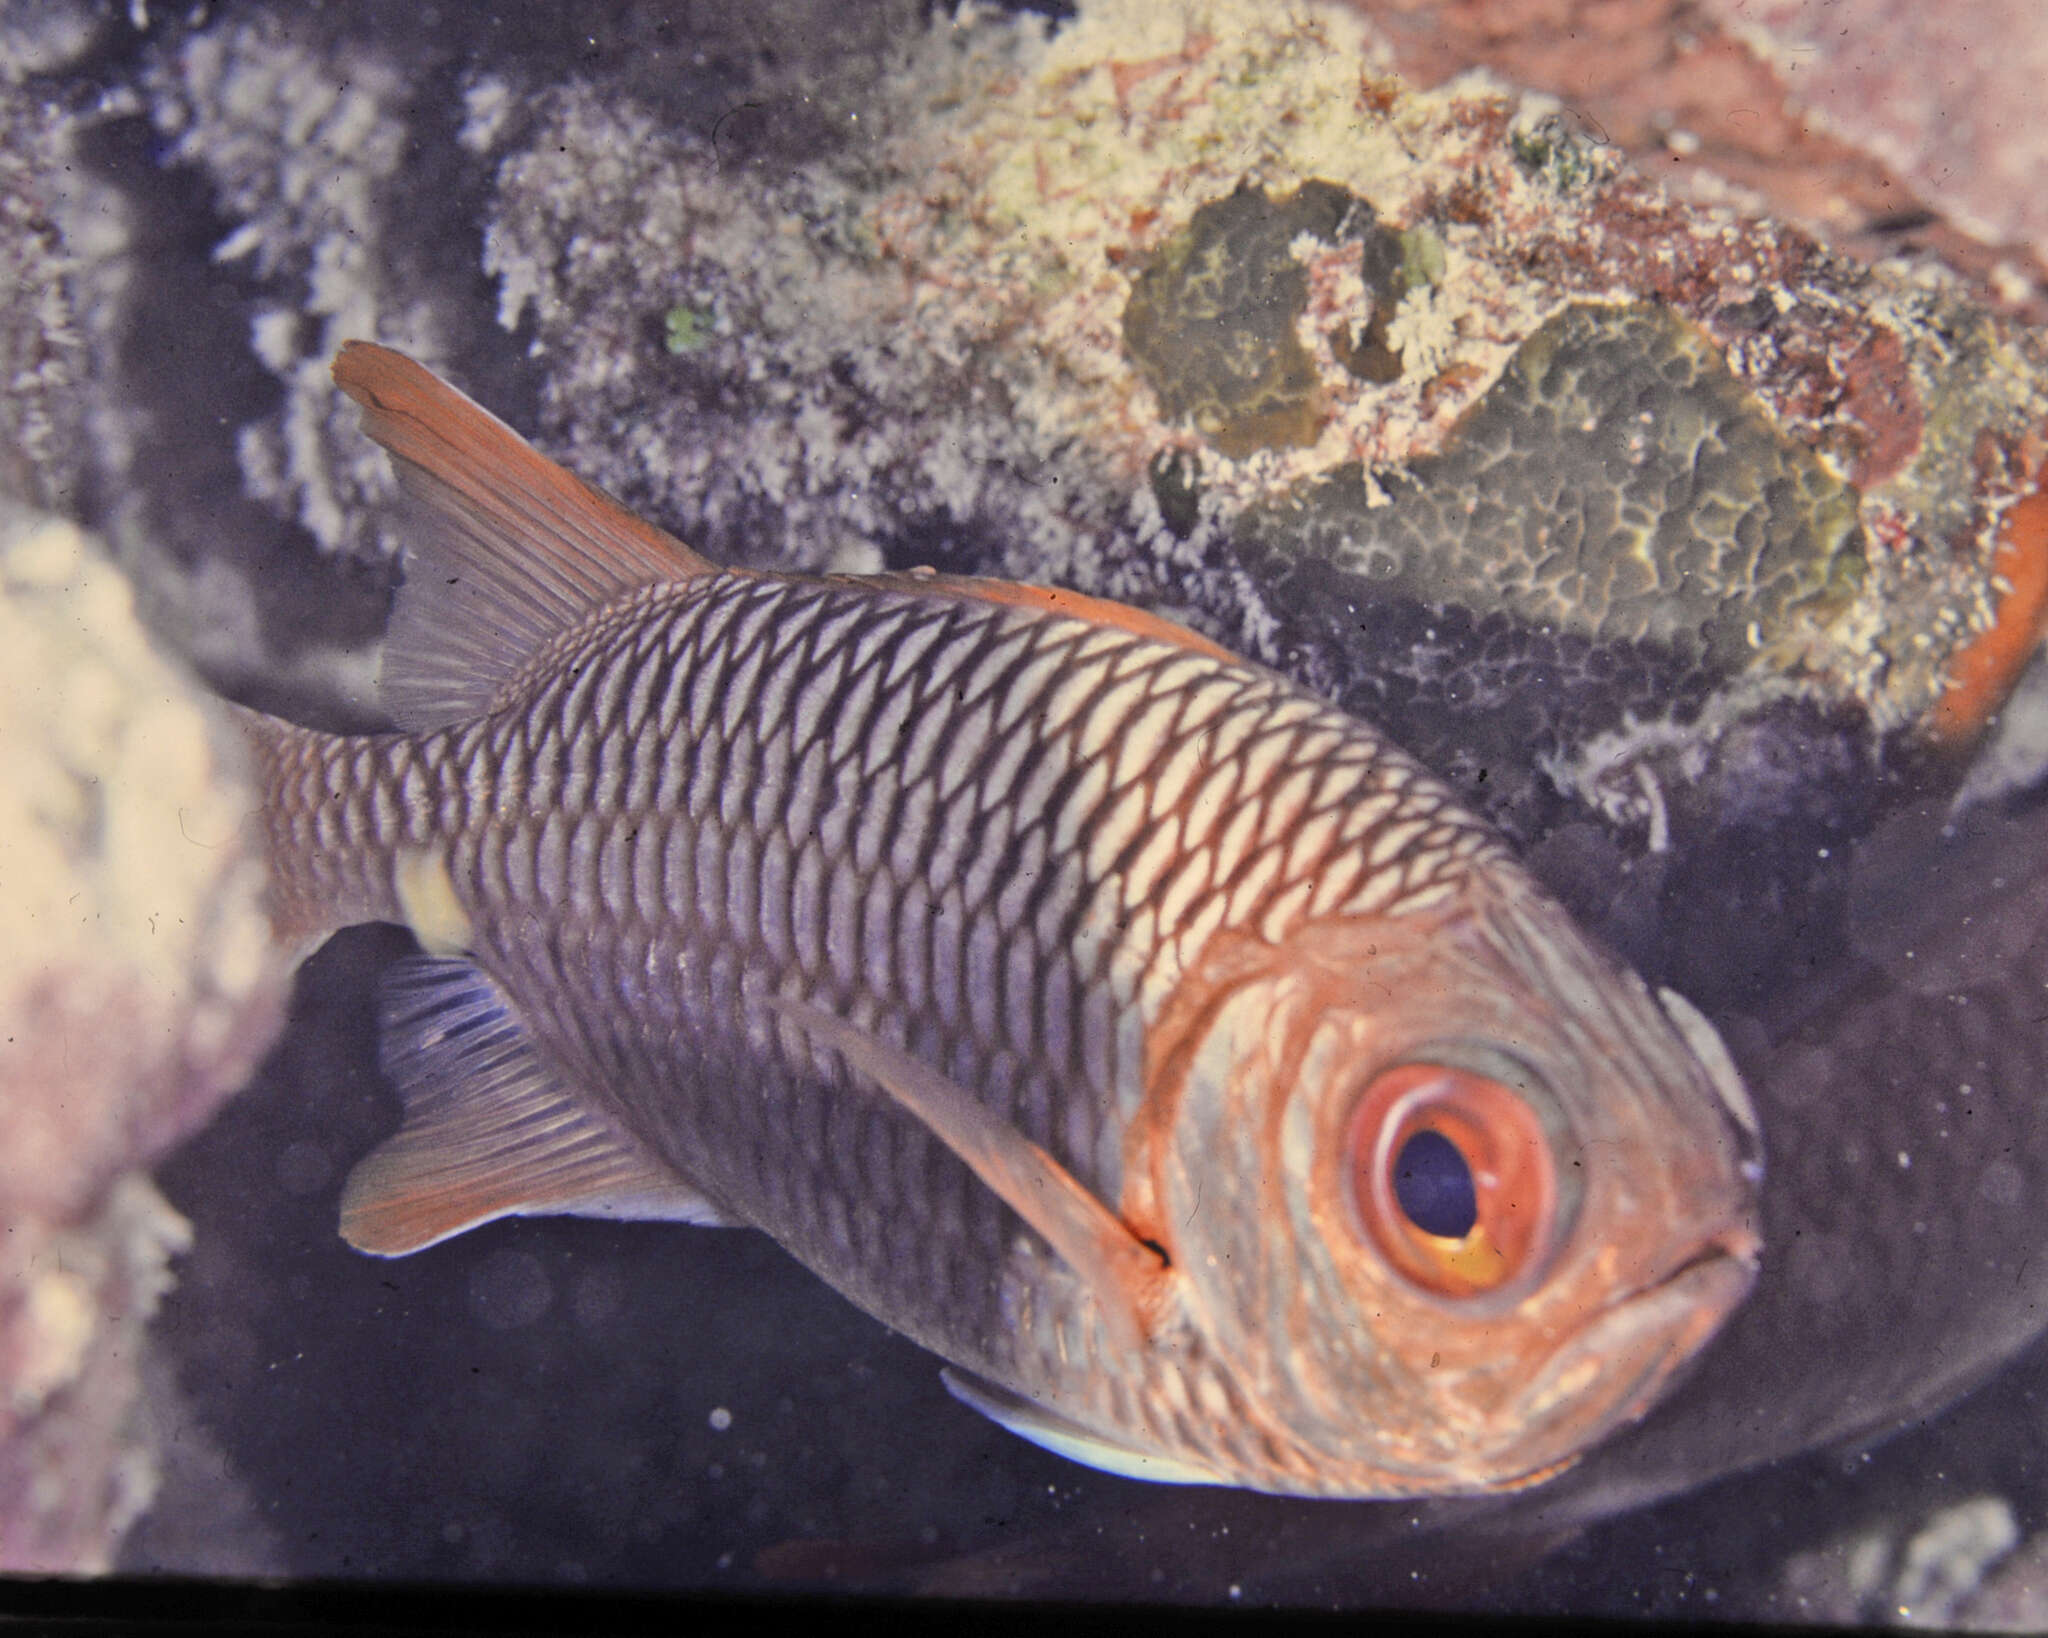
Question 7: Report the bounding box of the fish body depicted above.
[241,343,1760,1497]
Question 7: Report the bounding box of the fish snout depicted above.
[1508,1216,1760,1464]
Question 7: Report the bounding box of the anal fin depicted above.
[343,955,729,1256]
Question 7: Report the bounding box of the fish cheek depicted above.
[1152,976,1346,1417]
[1147,936,1604,1486]
[1268,1010,1570,1474]
[1154,974,1470,1474]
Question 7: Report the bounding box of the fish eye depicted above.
[1391,1129,1477,1239]
[1345,1062,1559,1299]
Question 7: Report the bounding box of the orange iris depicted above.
[1346,1062,1559,1299]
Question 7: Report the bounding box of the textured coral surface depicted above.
[1359,0,2048,321]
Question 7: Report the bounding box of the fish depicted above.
[900,781,2048,1600]
[235,341,1762,1499]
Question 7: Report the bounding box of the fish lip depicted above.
[1510,1225,1760,1450]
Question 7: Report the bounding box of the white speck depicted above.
[1990,261,2036,305]
[1384,287,1458,379]
[213,222,265,264]
[709,1406,733,1432]
[1634,764,1669,855]
[1898,1151,1912,1169]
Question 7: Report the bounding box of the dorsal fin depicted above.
[845,570,1237,663]
[332,341,719,730]
[342,955,731,1256]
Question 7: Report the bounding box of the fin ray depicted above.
[332,341,717,730]
[343,955,728,1255]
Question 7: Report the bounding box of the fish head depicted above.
[1148,867,1761,1496]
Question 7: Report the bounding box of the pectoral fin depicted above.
[941,1368,1222,1487]
[765,994,1169,1354]
[343,955,730,1255]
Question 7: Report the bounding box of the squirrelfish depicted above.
[238,342,1761,1497]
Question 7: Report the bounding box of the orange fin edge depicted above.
[332,341,721,729]
[333,341,716,583]
[344,955,730,1256]
[846,570,1238,663]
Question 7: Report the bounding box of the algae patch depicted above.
[1241,303,1866,673]
[1121,179,1390,458]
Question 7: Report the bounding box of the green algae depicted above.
[662,303,717,355]
[1240,303,1866,673]
[1120,179,1378,458]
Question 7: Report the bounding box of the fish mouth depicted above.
[1510,1225,1760,1458]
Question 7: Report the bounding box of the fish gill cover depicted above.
[9,0,2048,1624]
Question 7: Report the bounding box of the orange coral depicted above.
[1930,465,2048,743]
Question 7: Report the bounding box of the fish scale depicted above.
[241,343,1761,1496]
[261,567,1501,1389]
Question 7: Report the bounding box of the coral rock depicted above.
[0,503,290,1571]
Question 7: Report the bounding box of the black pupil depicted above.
[1392,1129,1478,1239]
